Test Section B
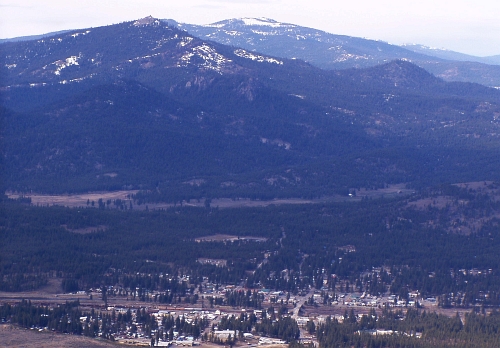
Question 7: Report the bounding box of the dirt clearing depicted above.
[7,190,138,209]
[0,324,118,348]
[194,234,268,242]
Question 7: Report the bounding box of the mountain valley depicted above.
[2,16,500,348]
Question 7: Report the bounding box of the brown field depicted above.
[7,190,138,209]
[406,181,500,234]
[454,181,495,191]
[1,324,118,348]
[194,234,268,242]
[1,324,254,347]
[407,195,455,210]
[408,181,500,211]
[63,225,108,234]
[302,303,473,324]
[353,183,414,198]
[184,197,319,208]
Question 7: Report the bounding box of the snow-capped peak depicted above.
[207,17,293,29]
[240,17,282,27]
[401,43,449,52]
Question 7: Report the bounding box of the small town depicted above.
[1,273,452,347]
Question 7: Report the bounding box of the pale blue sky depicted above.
[1,0,499,57]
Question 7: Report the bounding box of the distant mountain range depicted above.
[401,44,500,66]
[3,17,500,87]
[0,30,73,44]
[171,17,500,87]
[1,17,500,199]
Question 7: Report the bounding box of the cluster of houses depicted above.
[100,305,291,347]
[101,307,211,346]
[331,292,423,308]
[357,329,423,339]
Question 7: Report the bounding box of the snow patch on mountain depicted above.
[53,54,81,75]
[194,45,232,71]
[234,49,282,65]
[127,53,162,63]
[224,31,241,37]
[251,29,278,36]
[240,18,287,27]
[177,37,194,47]
[260,137,291,150]
[402,43,448,51]
[334,53,369,62]
[206,17,294,29]
[71,30,91,38]
[68,73,97,83]
[178,44,233,73]
[28,83,47,87]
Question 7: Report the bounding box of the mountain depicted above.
[172,18,500,87]
[2,17,500,199]
[0,30,73,44]
[171,17,432,69]
[401,44,500,66]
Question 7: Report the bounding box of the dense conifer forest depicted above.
[2,183,500,307]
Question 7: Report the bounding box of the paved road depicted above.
[291,289,313,320]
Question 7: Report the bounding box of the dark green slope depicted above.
[3,79,377,194]
[3,81,277,191]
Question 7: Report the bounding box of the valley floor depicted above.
[6,183,412,210]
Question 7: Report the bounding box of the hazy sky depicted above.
[1,0,499,57]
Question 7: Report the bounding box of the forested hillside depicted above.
[2,18,500,199]
[3,182,500,305]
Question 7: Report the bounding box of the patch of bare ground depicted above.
[194,234,268,242]
[354,183,413,198]
[406,181,500,235]
[454,181,494,191]
[1,324,275,348]
[303,304,473,324]
[407,195,455,210]
[62,224,108,234]
[197,258,228,267]
[0,279,64,302]
[184,197,319,208]
[303,304,376,318]
[198,342,266,348]
[454,181,500,201]
[183,179,206,186]
[0,324,118,348]
[6,190,138,208]
[37,278,63,295]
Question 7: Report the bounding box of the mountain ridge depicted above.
[2,17,500,199]
[172,17,500,87]
[401,44,500,65]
